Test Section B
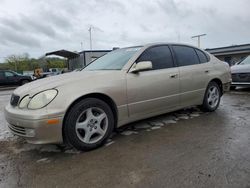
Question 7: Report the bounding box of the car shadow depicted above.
[231,87,250,92]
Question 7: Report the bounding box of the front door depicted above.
[126,45,180,119]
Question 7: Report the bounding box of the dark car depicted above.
[0,70,34,86]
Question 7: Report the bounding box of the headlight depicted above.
[19,95,30,109]
[30,75,36,80]
[27,89,58,109]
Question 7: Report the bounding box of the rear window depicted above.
[172,45,200,66]
[5,71,15,77]
[195,49,208,63]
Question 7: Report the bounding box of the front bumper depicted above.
[4,104,64,144]
[231,82,250,87]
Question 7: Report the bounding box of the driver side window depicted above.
[137,46,174,70]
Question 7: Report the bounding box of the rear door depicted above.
[126,45,180,118]
[4,71,19,85]
[171,45,211,107]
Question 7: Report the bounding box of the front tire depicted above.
[64,98,114,151]
[201,81,221,112]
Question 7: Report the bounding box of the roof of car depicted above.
[124,42,201,49]
[145,42,194,46]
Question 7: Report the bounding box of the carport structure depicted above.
[46,49,111,71]
[45,50,80,70]
[206,43,250,65]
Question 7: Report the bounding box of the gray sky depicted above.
[0,0,250,62]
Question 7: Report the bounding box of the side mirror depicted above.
[130,61,152,73]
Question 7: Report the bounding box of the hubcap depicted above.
[75,107,108,144]
[207,86,219,108]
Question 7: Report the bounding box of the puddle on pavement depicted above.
[0,130,17,142]
[104,140,115,147]
[36,158,51,163]
[120,130,138,136]
[118,107,203,134]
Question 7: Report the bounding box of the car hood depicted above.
[231,64,250,74]
[14,70,123,96]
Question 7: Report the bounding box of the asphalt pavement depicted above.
[0,88,249,188]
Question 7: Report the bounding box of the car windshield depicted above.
[239,56,250,65]
[83,47,141,70]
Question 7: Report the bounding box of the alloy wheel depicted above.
[75,107,108,144]
[207,86,220,108]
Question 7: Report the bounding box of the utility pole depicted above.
[177,32,181,42]
[88,26,92,51]
[191,34,206,48]
[14,61,17,72]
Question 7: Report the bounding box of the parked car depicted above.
[49,68,61,75]
[4,43,231,151]
[0,70,34,86]
[34,68,60,79]
[230,55,250,89]
[38,72,55,79]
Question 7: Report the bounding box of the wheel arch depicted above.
[208,78,223,95]
[62,93,118,142]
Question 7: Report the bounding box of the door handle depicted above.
[205,70,210,73]
[170,74,178,78]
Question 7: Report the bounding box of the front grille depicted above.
[232,73,250,82]
[8,124,26,136]
[10,94,20,106]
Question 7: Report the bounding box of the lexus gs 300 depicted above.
[5,43,231,151]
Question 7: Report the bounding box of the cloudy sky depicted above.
[0,0,249,62]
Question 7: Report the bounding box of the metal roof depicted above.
[206,44,250,56]
[45,50,79,59]
[45,49,113,59]
[79,50,111,53]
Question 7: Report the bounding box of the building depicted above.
[206,44,250,66]
[46,49,111,71]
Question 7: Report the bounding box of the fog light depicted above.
[25,128,35,137]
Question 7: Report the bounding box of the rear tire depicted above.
[64,98,114,151]
[20,80,29,85]
[201,81,221,112]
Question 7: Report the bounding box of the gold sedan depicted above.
[5,43,231,151]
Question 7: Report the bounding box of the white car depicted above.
[231,56,250,89]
